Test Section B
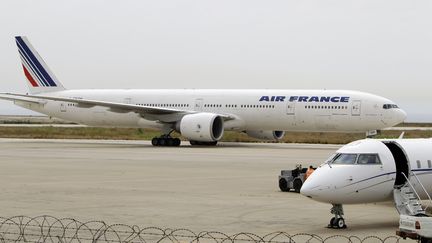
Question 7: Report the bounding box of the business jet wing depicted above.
[0,93,235,123]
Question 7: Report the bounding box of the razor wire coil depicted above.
[0,215,405,243]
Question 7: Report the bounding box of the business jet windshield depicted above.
[329,153,382,165]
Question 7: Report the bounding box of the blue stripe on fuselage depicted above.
[341,168,432,188]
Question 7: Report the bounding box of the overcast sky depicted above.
[0,0,431,121]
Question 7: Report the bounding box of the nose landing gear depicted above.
[328,204,347,229]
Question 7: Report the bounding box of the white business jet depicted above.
[301,138,432,229]
[0,36,407,146]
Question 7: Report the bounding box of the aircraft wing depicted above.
[0,93,235,123]
[0,93,46,105]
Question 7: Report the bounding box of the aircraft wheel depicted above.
[151,137,159,146]
[420,238,432,243]
[173,138,181,146]
[167,138,174,147]
[293,179,302,193]
[335,218,346,229]
[279,179,289,192]
[190,141,218,146]
[329,217,335,228]
[158,138,166,146]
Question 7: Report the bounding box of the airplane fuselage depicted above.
[14,89,405,133]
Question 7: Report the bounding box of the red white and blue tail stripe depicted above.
[15,36,65,93]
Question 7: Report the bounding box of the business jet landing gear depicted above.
[328,204,347,229]
[151,131,181,147]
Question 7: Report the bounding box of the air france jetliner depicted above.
[301,138,432,229]
[0,36,407,146]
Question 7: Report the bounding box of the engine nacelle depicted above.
[245,130,285,141]
[178,113,224,142]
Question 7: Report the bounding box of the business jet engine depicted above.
[178,113,224,142]
[245,130,285,141]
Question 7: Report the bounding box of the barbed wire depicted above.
[0,215,403,243]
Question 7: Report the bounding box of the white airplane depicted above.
[0,36,407,146]
[301,138,432,229]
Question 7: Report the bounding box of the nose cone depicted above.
[398,109,408,123]
[391,108,407,126]
[300,167,330,202]
[384,108,407,127]
[300,179,314,197]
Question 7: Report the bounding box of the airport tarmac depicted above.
[0,139,401,238]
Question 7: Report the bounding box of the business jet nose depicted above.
[300,170,323,199]
[300,180,314,197]
[300,166,334,203]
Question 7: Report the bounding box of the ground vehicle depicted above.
[397,214,432,243]
[278,165,308,193]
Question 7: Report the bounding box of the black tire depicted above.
[279,179,289,192]
[329,217,335,228]
[420,238,432,243]
[167,138,174,147]
[293,179,302,193]
[151,137,159,146]
[335,218,346,229]
[158,138,166,146]
[190,140,197,145]
[207,141,218,146]
[173,138,181,146]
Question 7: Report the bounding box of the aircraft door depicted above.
[194,98,203,112]
[60,103,67,112]
[383,141,410,187]
[286,102,295,115]
[351,100,361,116]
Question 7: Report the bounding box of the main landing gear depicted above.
[328,204,347,229]
[151,136,181,146]
[151,130,181,147]
[189,141,218,146]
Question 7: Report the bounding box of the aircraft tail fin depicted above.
[15,36,66,94]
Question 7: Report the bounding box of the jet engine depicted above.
[178,113,224,142]
[245,130,285,141]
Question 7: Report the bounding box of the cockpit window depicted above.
[357,154,381,165]
[383,104,399,109]
[331,153,358,164]
[330,153,382,165]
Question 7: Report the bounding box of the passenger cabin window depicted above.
[357,154,381,165]
[332,154,358,164]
